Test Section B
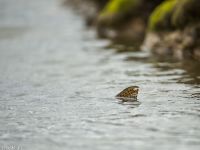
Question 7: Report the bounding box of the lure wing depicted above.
[116,86,139,98]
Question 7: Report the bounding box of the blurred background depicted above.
[0,0,200,150]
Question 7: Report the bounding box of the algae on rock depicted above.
[148,0,200,31]
[148,0,177,31]
[145,0,200,60]
[98,0,140,27]
[172,0,200,28]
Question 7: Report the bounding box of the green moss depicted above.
[148,0,177,31]
[172,0,200,28]
[101,0,138,16]
[98,0,140,26]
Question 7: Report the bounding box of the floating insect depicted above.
[115,86,139,101]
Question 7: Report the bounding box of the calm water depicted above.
[0,0,200,150]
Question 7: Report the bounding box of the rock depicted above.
[97,0,140,27]
[96,0,164,46]
[148,0,177,31]
[172,0,200,29]
[143,24,200,61]
[194,49,200,60]
[144,0,200,61]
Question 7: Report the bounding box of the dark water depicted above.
[0,0,200,150]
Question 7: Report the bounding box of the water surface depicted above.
[0,0,200,150]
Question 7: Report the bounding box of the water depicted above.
[0,0,200,150]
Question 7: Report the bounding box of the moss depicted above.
[172,0,200,28]
[148,0,177,31]
[149,0,200,31]
[98,0,140,26]
[101,0,138,16]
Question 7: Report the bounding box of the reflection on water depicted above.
[0,0,200,150]
[125,53,200,84]
[117,100,141,109]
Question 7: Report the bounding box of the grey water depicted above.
[0,0,200,150]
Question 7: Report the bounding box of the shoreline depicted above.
[64,0,200,61]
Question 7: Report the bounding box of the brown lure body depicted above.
[116,86,139,99]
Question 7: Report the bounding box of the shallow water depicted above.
[0,0,200,150]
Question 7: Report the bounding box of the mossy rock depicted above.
[98,0,140,27]
[172,0,200,28]
[148,0,177,31]
[100,0,138,16]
